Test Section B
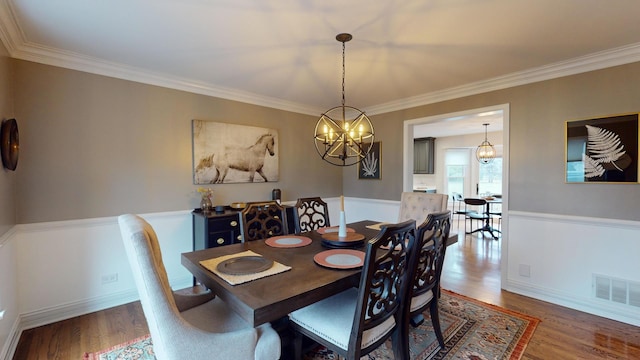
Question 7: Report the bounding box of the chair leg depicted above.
[293,331,303,360]
[410,313,425,327]
[392,323,410,360]
[430,299,445,348]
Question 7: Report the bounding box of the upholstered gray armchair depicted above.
[118,214,280,360]
[398,192,449,225]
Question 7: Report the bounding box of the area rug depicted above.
[83,290,539,360]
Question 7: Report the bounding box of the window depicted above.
[447,165,465,196]
[445,148,470,197]
[478,157,502,195]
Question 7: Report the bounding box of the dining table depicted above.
[181,220,459,327]
[468,197,502,240]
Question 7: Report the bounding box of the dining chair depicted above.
[451,192,471,229]
[288,220,417,360]
[397,191,448,225]
[488,195,502,230]
[294,196,330,233]
[240,201,288,242]
[463,198,490,235]
[401,211,451,354]
[117,214,280,360]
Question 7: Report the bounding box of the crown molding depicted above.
[2,0,640,117]
[11,41,323,116]
[365,42,640,115]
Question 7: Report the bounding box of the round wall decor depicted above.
[1,118,19,171]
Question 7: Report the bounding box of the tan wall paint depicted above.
[13,61,342,223]
[345,61,640,221]
[11,59,640,223]
[0,41,15,233]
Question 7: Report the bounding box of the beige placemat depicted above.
[366,222,390,230]
[199,250,291,286]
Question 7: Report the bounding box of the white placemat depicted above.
[365,222,390,230]
[199,250,291,285]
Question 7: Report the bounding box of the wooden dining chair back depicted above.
[294,197,330,233]
[240,201,287,242]
[118,214,281,360]
[289,220,417,360]
[401,211,451,354]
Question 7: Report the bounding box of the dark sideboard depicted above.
[192,205,297,251]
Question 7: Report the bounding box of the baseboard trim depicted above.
[20,274,193,331]
[505,278,640,326]
[20,289,139,331]
[0,316,21,360]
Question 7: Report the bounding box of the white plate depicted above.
[265,235,312,248]
[314,249,365,269]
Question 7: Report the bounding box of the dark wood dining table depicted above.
[181,220,459,327]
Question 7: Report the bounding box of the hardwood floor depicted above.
[12,226,640,359]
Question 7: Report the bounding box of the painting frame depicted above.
[358,141,381,180]
[565,113,639,183]
[192,120,279,184]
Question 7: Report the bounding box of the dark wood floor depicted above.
[13,225,640,359]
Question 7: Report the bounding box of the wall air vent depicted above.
[593,274,640,308]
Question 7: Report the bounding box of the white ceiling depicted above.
[1,0,640,117]
[413,110,503,138]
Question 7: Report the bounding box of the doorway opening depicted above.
[402,104,510,288]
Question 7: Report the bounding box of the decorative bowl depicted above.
[230,202,247,209]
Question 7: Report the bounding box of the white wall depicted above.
[0,231,19,360]
[506,211,640,326]
[15,211,195,329]
[2,198,640,359]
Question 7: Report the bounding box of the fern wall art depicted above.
[358,141,381,180]
[566,113,638,183]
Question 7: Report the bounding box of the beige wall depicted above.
[0,41,15,233]
[13,61,343,223]
[345,62,640,221]
[11,58,640,223]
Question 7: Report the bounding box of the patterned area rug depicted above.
[83,290,539,360]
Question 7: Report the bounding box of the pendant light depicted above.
[314,33,375,166]
[476,123,496,164]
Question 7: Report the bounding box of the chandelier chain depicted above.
[341,40,346,108]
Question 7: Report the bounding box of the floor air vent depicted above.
[593,274,640,308]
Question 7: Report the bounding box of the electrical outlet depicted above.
[519,264,531,278]
[101,273,118,285]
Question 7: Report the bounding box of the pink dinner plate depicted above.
[265,235,312,248]
[313,249,366,270]
[316,226,356,235]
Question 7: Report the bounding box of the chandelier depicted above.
[314,33,375,166]
[476,123,496,164]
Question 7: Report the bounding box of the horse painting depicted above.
[195,133,276,184]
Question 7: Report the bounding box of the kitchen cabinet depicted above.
[413,137,435,174]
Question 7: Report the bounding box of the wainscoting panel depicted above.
[15,211,194,330]
[5,201,638,360]
[506,211,640,326]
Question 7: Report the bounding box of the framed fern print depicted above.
[566,113,638,183]
[358,141,381,180]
